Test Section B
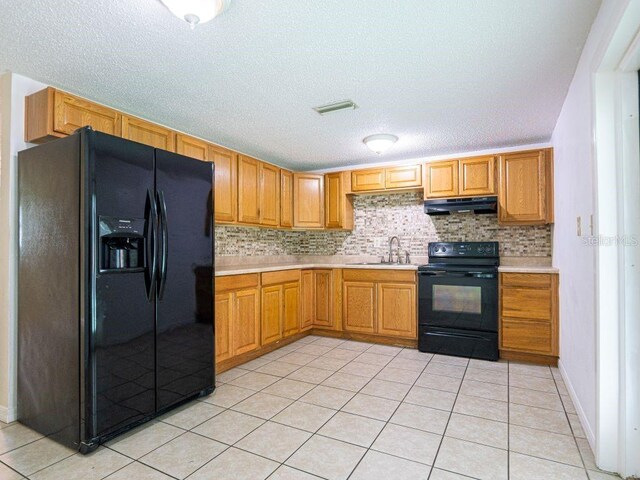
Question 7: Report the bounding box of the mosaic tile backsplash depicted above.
[215,192,552,257]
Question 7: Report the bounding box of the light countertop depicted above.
[214,255,558,276]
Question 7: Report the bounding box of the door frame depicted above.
[593,1,640,476]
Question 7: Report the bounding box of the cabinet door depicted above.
[385,164,422,189]
[211,145,237,223]
[377,283,416,338]
[176,134,209,161]
[283,282,300,337]
[53,89,122,138]
[214,293,233,362]
[343,281,376,333]
[293,174,324,228]
[314,270,333,328]
[351,168,385,192]
[325,172,353,229]
[233,288,260,355]
[300,271,315,331]
[260,163,280,226]
[499,150,548,224]
[261,285,283,345]
[121,115,175,150]
[424,161,459,198]
[459,156,495,196]
[237,155,261,224]
[280,170,294,228]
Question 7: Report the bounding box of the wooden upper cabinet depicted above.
[121,115,175,150]
[385,164,422,189]
[293,174,324,229]
[343,281,376,334]
[25,87,122,143]
[459,156,496,196]
[280,170,294,228]
[237,155,261,224]
[351,168,386,192]
[424,161,459,198]
[176,134,209,161]
[325,172,354,230]
[499,149,553,225]
[377,283,416,338]
[259,163,280,226]
[211,145,237,224]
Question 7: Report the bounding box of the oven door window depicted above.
[432,285,482,314]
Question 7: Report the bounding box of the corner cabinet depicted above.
[293,174,324,229]
[499,272,559,364]
[498,149,553,225]
[343,269,417,339]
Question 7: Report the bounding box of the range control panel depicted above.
[428,242,499,258]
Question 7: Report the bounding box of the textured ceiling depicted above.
[0,0,600,170]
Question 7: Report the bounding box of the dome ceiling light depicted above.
[363,134,398,154]
[159,0,231,29]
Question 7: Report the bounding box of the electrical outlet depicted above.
[589,214,594,236]
[577,216,582,236]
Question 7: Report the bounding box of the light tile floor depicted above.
[0,336,623,480]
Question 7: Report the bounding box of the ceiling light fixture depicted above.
[363,134,398,154]
[159,0,231,29]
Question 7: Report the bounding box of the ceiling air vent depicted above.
[313,100,358,116]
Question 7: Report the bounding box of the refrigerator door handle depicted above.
[145,188,159,301]
[157,190,168,300]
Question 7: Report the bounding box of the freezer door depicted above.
[155,149,214,411]
[89,130,157,439]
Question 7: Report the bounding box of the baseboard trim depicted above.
[499,350,558,366]
[309,329,418,348]
[0,404,17,424]
[558,359,596,450]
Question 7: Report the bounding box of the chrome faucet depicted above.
[388,236,400,263]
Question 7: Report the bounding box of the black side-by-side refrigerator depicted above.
[18,127,214,453]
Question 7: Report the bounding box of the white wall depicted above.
[0,72,46,422]
[551,0,628,453]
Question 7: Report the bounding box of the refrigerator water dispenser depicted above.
[99,216,145,271]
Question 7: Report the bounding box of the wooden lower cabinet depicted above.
[301,270,315,331]
[283,282,301,337]
[214,274,260,364]
[343,282,376,333]
[232,289,261,356]
[377,283,417,338]
[261,285,283,345]
[261,270,301,345]
[499,272,559,363]
[342,270,417,339]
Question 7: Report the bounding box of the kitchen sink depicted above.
[348,262,395,265]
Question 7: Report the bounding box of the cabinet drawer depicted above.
[501,273,552,288]
[262,269,300,286]
[216,274,259,292]
[343,269,416,283]
[501,287,552,320]
[501,318,553,355]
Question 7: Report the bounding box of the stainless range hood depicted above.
[424,196,498,216]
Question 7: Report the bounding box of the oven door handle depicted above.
[419,271,496,278]
[426,330,491,341]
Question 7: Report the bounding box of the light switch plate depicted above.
[577,216,582,236]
